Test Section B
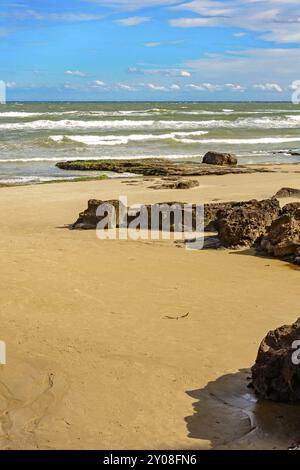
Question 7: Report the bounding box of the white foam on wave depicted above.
[50,130,209,146]
[1,114,300,131]
[176,136,300,145]
[0,154,199,164]
[0,119,207,130]
[0,111,79,118]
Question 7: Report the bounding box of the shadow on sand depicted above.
[185,369,300,450]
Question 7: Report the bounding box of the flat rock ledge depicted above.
[56,158,270,177]
[251,318,300,402]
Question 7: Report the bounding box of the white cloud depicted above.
[186,82,246,92]
[170,84,180,90]
[148,83,168,91]
[185,48,300,85]
[87,0,181,11]
[144,42,162,48]
[143,39,185,48]
[116,83,135,91]
[187,83,221,91]
[115,16,151,26]
[127,66,192,78]
[254,83,283,92]
[233,32,247,38]
[64,70,88,77]
[169,0,300,43]
[93,80,105,87]
[225,83,246,92]
[6,81,17,88]
[180,70,191,77]
[13,10,103,22]
[63,82,79,90]
[169,17,218,28]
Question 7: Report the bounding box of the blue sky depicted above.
[1,0,300,100]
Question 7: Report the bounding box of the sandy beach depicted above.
[0,164,300,450]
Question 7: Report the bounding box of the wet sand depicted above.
[0,164,300,449]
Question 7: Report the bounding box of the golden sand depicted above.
[0,165,299,449]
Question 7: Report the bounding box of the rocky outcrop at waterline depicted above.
[251,318,300,402]
[202,151,238,166]
[56,158,269,177]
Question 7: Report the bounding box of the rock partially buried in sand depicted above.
[258,207,300,263]
[216,198,281,248]
[251,318,300,402]
[202,151,238,166]
[150,179,199,190]
[274,187,300,198]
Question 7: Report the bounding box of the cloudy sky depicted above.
[1,0,300,100]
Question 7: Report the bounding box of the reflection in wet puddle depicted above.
[186,369,300,450]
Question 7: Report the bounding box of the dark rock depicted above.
[274,187,300,198]
[282,202,300,216]
[56,158,268,177]
[150,179,199,190]
[259,208,300,260]
[216,198,281,248]
[202,151,237,166]
[72,199,198,232]
[251,318,300,402]
[204,202,236,231]
[71,199,135,230]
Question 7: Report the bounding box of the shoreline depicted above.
[1,160,300,188]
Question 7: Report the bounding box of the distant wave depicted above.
[1,115,300,131]
[176,136,300,145]
[1,108,300,120]
[0,154,199,163]
[0,119,205,130]
[49,130,209,146]
[0,111,79,118]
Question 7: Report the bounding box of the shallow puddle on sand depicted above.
[186,369,300,450]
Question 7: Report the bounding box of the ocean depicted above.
[1,101,300,185]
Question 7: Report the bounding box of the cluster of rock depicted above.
[72,188,300,264]
[205,195,300,264]
[251,318,300,402]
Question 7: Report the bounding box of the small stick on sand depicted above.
[163,312,190,320]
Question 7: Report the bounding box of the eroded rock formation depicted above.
[251,318,300,402]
